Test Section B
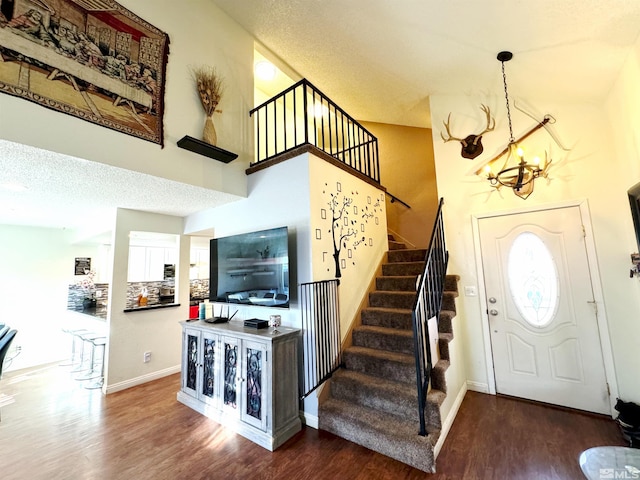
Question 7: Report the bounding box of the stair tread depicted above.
[380,274,419,279]
[439,332,454,341]
[321,397,428,437]
[385,260,424,266]
[346,345,414,364]
[320,398,438,473]
[354,325,413,336]
[371,290,416,295]
[433,359,450,371]
[333,368,416,396]
[364,306,412,314]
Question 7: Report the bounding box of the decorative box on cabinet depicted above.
[177,320,301,451]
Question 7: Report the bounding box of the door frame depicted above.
[471,198,619,416]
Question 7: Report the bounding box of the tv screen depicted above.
[210,226,289,308]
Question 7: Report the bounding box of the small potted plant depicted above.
[76,270,97,310]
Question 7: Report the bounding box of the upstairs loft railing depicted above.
[412,198,448,436]
[249,79,380,184]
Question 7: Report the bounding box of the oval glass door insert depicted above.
[507,232,559,327]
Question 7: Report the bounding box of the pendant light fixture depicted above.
[479,51,551,200]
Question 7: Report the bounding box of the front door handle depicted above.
[489,309,499,316]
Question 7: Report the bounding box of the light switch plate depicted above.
[464,286,477,296]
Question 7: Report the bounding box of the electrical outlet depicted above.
[143,351,151,363]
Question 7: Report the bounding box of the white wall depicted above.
[105,209,189,391]
[0,225,106,371]
[431,91,637,404]
[604,40,640,404]
[0,0,254,198]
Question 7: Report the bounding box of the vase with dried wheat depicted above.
[192,66,224,146]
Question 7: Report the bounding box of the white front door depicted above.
[479,206,610,414]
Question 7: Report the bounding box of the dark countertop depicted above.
[124,302,181,313]
[70,306,107,319]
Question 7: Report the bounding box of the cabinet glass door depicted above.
[241,341,268,431]
[183,329,200,398]
[222,337,239,412]
[201,333,218,406]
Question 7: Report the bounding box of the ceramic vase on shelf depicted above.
[202,114,217,146]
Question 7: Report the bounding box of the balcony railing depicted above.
[250,79,380,183]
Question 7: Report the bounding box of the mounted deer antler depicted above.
[441,104,495,159]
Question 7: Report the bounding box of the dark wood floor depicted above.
[0,364,625,479]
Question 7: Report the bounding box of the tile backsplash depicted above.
[190,279,209,299]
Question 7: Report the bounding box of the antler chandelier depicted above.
[480,51,551,200]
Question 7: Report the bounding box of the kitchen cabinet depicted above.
[189,247,209,280]
[128,246,177,281]
[177,320,301,451]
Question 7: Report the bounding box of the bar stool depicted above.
[72,332,103,376]
[84,336,107,390]
[60,328,90,367]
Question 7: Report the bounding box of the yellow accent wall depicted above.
[361,121,438,248]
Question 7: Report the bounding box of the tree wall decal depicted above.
[328,192,357,279]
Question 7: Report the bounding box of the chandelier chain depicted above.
[501,60,515,143]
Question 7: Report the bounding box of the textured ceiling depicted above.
[3,1,640,233]
[0,140,242,232]
[214,0,640,128]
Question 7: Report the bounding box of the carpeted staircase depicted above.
[318,238,459,473]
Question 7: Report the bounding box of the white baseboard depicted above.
[434,381,467,459]
[303,411,318,429]
[466,380,490,393]
[105,365,181,394]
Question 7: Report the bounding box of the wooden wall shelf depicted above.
[177,135,238,163]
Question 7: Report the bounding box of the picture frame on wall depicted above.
[75,256,91,275]
[0,0,170,146]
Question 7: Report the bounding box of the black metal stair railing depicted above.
[412,198,448,436]
[249,79,380,183]
[299,279,341,399]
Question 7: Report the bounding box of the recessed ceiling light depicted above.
[1,182,28,192]
[255,60,277,81]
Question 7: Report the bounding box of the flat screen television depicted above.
[210,226,289,308]
[629,181,640,252]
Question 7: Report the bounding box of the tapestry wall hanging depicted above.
[0,0,170,146]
